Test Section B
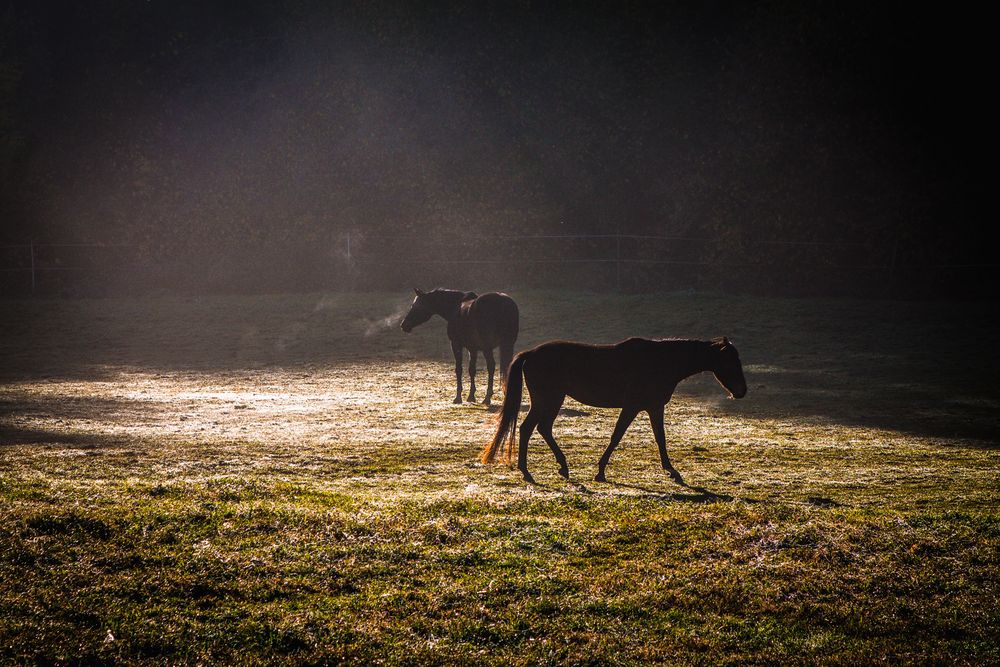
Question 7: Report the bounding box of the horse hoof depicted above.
[521,471,535,484]
[453,397,463,404]
[594,472,606,483]
[558,468,569,480]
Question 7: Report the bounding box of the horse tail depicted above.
[497,295,518,388]
[481,352,526,464]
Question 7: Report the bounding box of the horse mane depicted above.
[647,337,732,348]
[419,288,479,320]
[628,338,733,366]
[429,288,476,300]
[620,337,715,346]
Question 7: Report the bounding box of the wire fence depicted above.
[342,232,904,295]
[1,233,995,298]
[0,242,142,294]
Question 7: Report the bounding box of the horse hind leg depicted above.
[517,407,541,484]
[466,349,478,403]
[517,369,561,484]
[536,404,568,479]
[451,342,464,404]
[482,348,496,405]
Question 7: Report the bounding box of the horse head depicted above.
[710,337,747,399]
[400,288,434,333]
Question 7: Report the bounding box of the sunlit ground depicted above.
[2,364,994,507]
[1,291,997,664]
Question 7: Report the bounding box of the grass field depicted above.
[1,291,998,665]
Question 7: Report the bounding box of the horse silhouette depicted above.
[401,288,519,405]
[481,337,747,483]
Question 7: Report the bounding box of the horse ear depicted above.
[722,336,730,347]
[414,288,425,296]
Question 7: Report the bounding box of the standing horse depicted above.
[400,288,519,405]
[480,337,746,483]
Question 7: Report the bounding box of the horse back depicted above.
[458,292,519,349]
[521,339,671,408]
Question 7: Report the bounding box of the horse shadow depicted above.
[606,480,735,503]
[528,475,735,503]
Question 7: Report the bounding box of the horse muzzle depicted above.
[400,323,412,333]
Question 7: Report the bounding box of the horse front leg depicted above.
[649,404,684,485]
[466,348,478,403]
[483,348,496,406]
[595,407,639,482]
[451,342,464,404]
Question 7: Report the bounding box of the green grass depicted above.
[1,291,998,664]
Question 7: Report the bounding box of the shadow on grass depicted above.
[0,394,148,449]
[0,395,158,422]
[0,425,129,448]
[718,366,1000,448]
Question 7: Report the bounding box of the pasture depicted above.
[1,291,998,665]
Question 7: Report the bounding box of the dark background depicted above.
[0,1,991,296]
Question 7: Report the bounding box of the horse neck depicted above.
[662,340,717,382]
[427,290,467,321]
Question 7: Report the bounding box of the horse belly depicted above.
[565,388,624,409]
[470,330,499,351]
[563,367,629,408]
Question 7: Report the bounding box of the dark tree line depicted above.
[0,2,990,295]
